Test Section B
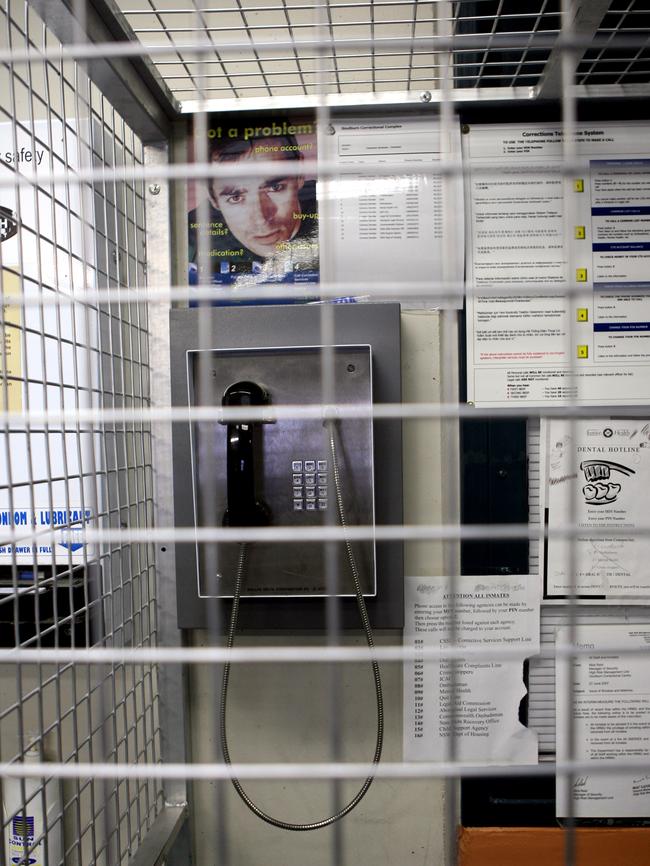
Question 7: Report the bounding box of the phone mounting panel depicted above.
[190,344,375,598]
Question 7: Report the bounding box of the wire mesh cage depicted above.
[0,1,649,865]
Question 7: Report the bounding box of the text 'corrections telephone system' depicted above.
[191,344,375,599]
[171,303,403,630]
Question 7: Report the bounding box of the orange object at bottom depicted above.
[458,826,650,866]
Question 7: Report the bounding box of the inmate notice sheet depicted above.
[403,575,539,764]
[464,122,650,406]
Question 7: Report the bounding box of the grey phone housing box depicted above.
[170,303,403,630]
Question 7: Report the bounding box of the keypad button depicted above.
[318,499,328,510]
[292,460,303,472]
[317,460,327,471]
[317,486,327,497]
[292,474,303,485]
[293,487,303,498]
[305,486,316,498]
[293,499,304,511]
[306,499,316,511]
[304,473,316,485]
[317,473,327,485]
[304,460,316,472]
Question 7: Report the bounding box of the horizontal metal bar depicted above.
[3,519,650,552]
[119,1,549,17]
[1,31,648,68]
[130,16,565,41]
[178,81,649,111]
[163,57,548,79]
[0,275,642,309]
[157,50,544,67]
[0,642,647,667]
[1,399,650,428]
[1,758,649,783]
[173,72,535,92]
[128,806,187,866]
[2,147,634,190]
[129,16,441,33]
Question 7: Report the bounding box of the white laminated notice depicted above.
[404,575,540,764]
[464,122,650,406]
[322,116,464,307]
[556,624,650,817]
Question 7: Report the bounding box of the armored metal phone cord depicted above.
[219,422,384,831]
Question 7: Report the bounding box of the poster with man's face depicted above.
[188,111,319,297]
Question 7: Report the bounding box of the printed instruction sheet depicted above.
[556,624,650,817]
[322,116,464,307]
[404,575,539,764]
[541,418,650,599]
[465,122,650,406]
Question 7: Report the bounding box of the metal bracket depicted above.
[30,0,179,141]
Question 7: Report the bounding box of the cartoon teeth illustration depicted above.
[580,459,634,505]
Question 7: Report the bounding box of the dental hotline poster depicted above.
[541,418,650,599]
[187,111,319,295]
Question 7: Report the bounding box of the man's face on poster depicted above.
[210,138,305,258]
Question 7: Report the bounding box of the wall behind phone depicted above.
[187,310,451,866]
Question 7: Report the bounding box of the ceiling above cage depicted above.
[105,0,650,110]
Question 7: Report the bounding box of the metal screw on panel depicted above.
[420,91,432,103]
[497,469,509,479]
[149,183,161,195]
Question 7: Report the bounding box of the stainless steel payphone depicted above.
[170,302,403,630]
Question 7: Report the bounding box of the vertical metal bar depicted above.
[57,49,95,865]
[436,4,462,863]
[313,1,343,861]
[561,3,578,864]
[88,75,121,866]
[6,13,47,866]
[190,8,230,854]
[144,141,191,866]
[43,32,80,866]
[279,0,310,96]
[0,8,27,863]
[21,8,66,862]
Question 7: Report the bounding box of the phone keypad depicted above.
[291,458,329,511]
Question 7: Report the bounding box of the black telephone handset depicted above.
[222,380,270,527]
